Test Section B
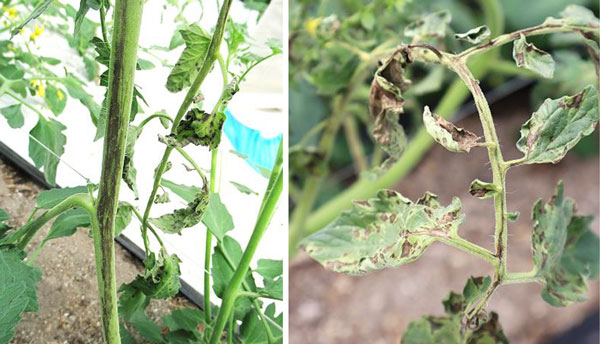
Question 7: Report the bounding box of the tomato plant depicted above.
[300,4,599,342]
[0,0,283,343]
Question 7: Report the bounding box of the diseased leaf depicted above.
[512,34,555,78]
[154,192,170,204]
[516,86,598,164]
[10,0,53,38]
[455,25,490,44]
[0,104,24,129]
[129,249,181,300]
[170,109,226,150]
[402,276,508,344]
[150,190,209,235]
[369,49,411,153]
[469,179,499,199]
[212,236,259,320]
[289,146,326,178]
[201,193,234,241]
[166,24,211,93]
[123,125,143,199]
[404,11,451,41]
[161,179,202,203]
[29,117,67,186]
[300,190,464,275]
[531,181,599,307]
[44,207,90,242]
[36,186,89,209]
[423,106,481,153]
[230,181,258,195]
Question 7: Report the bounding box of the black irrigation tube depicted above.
[0,140,204,309]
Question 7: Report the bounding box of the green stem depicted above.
[204,148,218,321]
[343,115,368,172]
[236,291,283,301]
[137,112,173,129]
[208,170,283,344]
[140,0,232,260]
[99,0,109,43]
[175,146,208,188]
[94,0,144,342]
[437,236,496,266]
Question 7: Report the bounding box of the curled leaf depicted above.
[369,48,411,152]
[454,25,490,44]
[129,249,182,299]
[170,109,226,150]
[423,106,481,153]
[404,11,451,42]
[512,34,555,78]
[516,86,598,164]
[123,125,143,199]
[507,211,520,222]
[150,191,209,235]
[531,181,599,307]
[469,179,498,199]
[300,190,464,275]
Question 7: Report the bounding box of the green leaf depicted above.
[119,323,136,344]
[469,179,499,199]
[0,104,24,129]
[118,283,149,321]
[300,190,464,275]
[512,34,555,78]
[516,86,598,164]
[507,211,520,222]
[404,11,451,41]
[166,24,211,93]
[240,303,283,344]
[45,84,67,115]
[0,65,24,80]
[63,75,101,128]
[531,181,599,307]
[201,193,234,241]
[212,236,258,320]
[123,125,142,199]
[44,207,90,242]
[29,117,67,186]
[161,179,201,203]
[255,259,283,280]
[150,191,209,235]
[115,202,133,237]
[230,181,258,195]
[360,11,375,30]
[454,25,490,44]
[129,249,181,299]
[423,106,481,153]
[260,276,283,300]
[74,0,92,41]
[161,308,204,332]
[137,58,155,70]
[10,0,53,38]
[36,186,89,209]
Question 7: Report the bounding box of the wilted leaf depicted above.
[469,179,498,199]
[0,104,24,129]
[300,189,464,275]
[150,191,209,235]
[166,24,211,93]
[154,192,170,204]
[531,181,599,307]
[512,34,555,78]
[129,249,181,299]
[201,193,234,241]
[170,109,225,150]
[516,86,598,164]
[404,11,451,41]
[230,181,258,195]
[455,25,490,44]
[369,49,411,152]
[423,106,481,153]
[29,117,67,186]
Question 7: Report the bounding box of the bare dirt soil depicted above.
[0,159,196,344]
[290,91,600,344]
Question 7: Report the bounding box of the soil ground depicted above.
[0,158,196,343]
[290,91,600,344]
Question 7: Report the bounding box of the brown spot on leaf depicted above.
[559,89,585,109]
[433,113,480,151]
[401,240,413,257]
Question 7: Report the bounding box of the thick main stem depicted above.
[208,170,283,344]
[94,0,144,342]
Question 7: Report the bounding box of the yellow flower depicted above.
[29,24,44,42]
[30,80,45,97]
[2,6,17,20]
[305,17,322,37]
[56,89,64,101]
